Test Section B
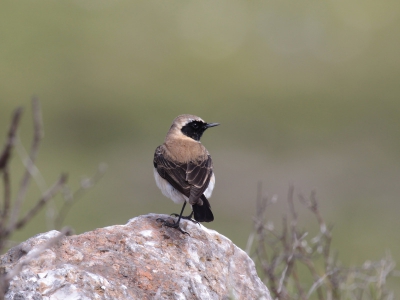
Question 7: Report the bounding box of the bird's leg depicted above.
[170,210,199,225]
[157,202,189,235]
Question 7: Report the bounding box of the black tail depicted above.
[192,195,214,222]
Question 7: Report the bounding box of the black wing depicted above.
[186,157,213,205]
[154,146,189,197]
[153,145,213,206]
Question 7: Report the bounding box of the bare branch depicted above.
[55,163,107,229]
[7,98,44,233]
[250,185,398,299]
[16,139,48,193]
[0,107,23,171]
[9,174,68,234]
[287,184,296,223]
[0,168,11,236]
[292,265,306,300]
[0,101,105,299]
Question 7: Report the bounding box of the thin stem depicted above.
[11,174,67,233]
[0,107,23,172]
[7,98,43,233]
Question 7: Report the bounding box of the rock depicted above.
[1,214,271,300]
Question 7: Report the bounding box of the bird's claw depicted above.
[156,218,190,235]
[169,213,200,226]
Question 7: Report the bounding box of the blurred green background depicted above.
[1,0,400,292]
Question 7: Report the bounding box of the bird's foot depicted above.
[156,218,190,235]
[170,213,200,226]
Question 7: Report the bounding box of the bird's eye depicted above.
[192,122,199,129]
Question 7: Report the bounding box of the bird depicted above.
[153,114,219,234]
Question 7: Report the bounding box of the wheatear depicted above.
[153,114,219,234]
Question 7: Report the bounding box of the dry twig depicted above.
[0,107,23,172]
[249,185,399,300]
[7,174,68,234]
[0,99,69,297]
[7,98,44,234]
[54,163,107,229]
[0,99,105,299]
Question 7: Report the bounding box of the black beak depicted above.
[205,123,220,129]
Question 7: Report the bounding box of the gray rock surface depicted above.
[1,214,271,300]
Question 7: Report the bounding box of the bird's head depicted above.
[168,114,219,142]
